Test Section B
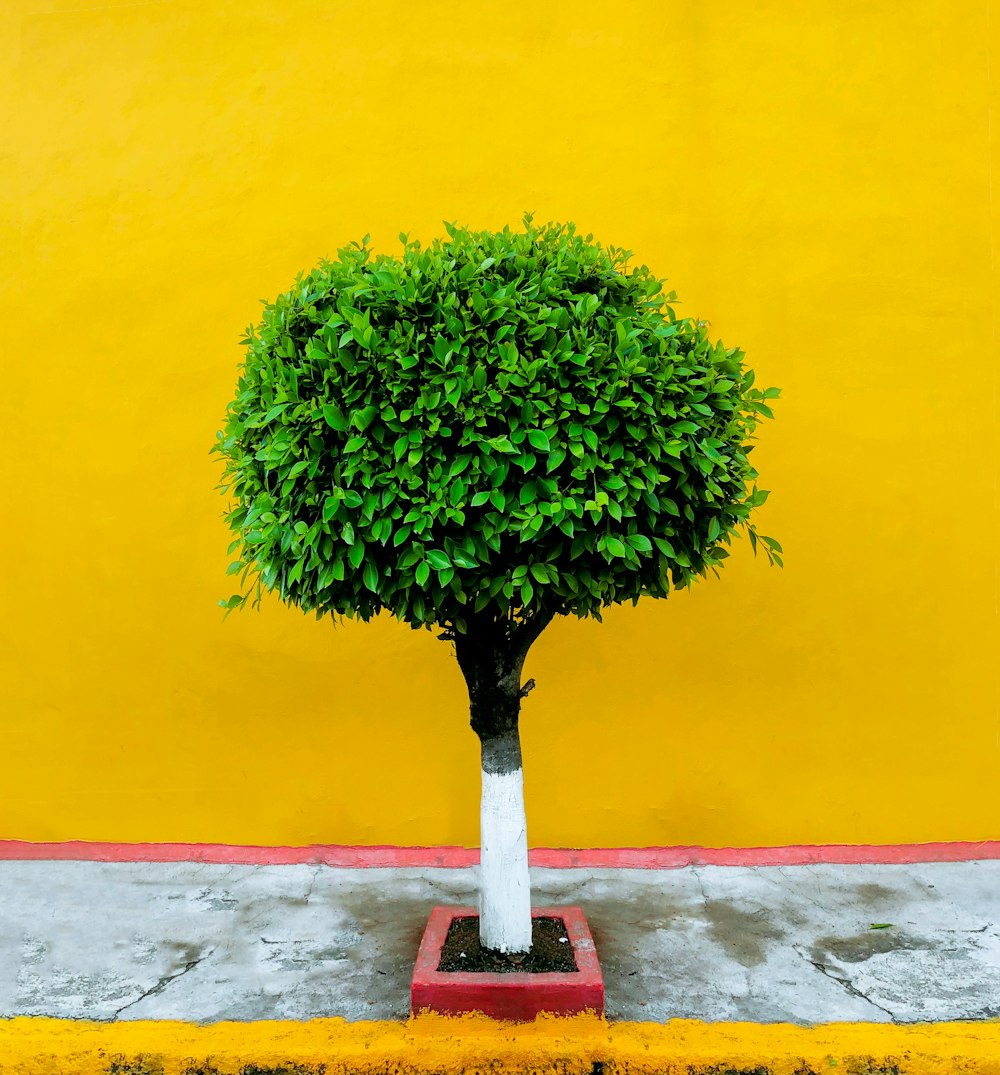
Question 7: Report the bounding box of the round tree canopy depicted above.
[213,216,779,633]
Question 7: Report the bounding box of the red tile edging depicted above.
[0,839,997,867]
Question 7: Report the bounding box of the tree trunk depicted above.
[454,611,552,955]
[478,728,531,954]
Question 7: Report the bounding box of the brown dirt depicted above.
[437,915,578,973]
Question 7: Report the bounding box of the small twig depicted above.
[518,678,536,698]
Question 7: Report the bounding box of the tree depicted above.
[212,215,780,955]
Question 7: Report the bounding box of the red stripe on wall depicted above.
[0,840,998,867]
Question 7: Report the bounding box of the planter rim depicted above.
[411,904,604,1019]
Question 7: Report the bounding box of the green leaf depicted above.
[448,454,472,478]
[626,534,652,553]
[363,562,379,592]
[322,404,349,431]
[426,549,451,570]
[348,541,365,569]
[354,405,378,431]
[526,428,550,452]
[415,561,430,587]
[605,537,627,558]
[471,490,491,507]
[546,446,567,473]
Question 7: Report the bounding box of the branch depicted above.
[518,678,536,699]
[510,607,555,659]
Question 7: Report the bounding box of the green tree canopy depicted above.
[213,216,779,635]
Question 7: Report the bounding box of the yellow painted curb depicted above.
[1,1015,999,1074]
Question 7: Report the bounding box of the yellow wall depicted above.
[4,0,997,847]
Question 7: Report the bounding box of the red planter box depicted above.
[411,905,604,1020]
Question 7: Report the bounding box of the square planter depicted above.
[411,905,604,1020]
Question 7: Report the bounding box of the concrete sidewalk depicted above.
[1,858,998,1026]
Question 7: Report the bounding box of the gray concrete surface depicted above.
[0,859,998,1025]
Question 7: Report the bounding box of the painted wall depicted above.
[4,0,997,848]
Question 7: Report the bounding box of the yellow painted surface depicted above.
[3,0,998,846]
[2,1016,1000,1074]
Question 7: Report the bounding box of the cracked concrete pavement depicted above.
[1,858,998,1024]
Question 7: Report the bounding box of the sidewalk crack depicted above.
[690,866,710,906]
[111,950,214,1020]
[303,863,324,904]
[774,866,830,915]
[422,875,472,901]
[794,946,896,1022]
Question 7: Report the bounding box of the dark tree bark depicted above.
[451,609,554,953]
[453,610,553,770]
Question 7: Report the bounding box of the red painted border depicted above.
[0,840,998,867]
[411,905,603,1019]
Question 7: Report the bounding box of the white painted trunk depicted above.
[479,766,532,953]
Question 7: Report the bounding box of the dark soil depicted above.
[437,915,578,973]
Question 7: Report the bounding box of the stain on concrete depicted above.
[855,883,896,905]
[702,900,784,968]
[163,941,206,965]
[812,929,934,964]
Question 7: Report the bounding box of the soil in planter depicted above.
[437,916,578,973]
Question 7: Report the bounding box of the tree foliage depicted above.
[213,216,780,634]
